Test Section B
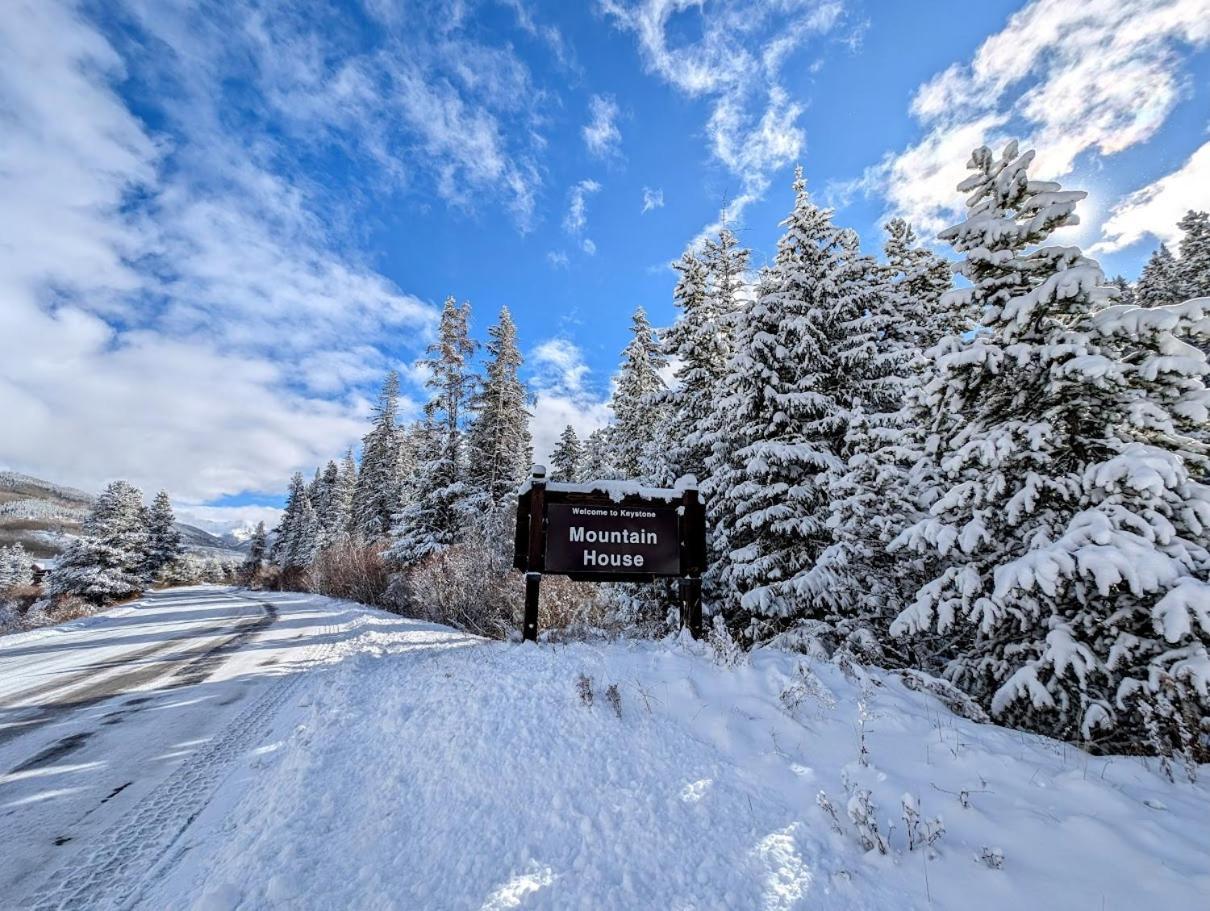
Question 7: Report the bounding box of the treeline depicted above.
[268,140,1209,770]
[0,483,240,632]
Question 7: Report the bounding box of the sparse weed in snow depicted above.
[978,846,1005,870]
[845,787,889,855]
[901,793,945,853]
[707,614,746,668]
[780,662,838,718]
[576,673,594,707]
[605,683,622,719]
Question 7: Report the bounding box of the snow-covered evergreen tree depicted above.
[351,371,407,542]
[881,218,955,350]
[333,448,358,539]
[660,233,749,486]
[47,481,149,603]
[0,543,34,590]
[580,428,617,481]
[387,297,476,565]
[704,169,884,641]
[144,490,183,580]
[550,425,584,482]
[610,307,667,480]
[241,521,268,578]
[274,472,321,570]
[1136,244,1180,308]
[1109,276,1136,308]
[890,141,1210,760]
[466,307,531,506]
[1176,210,1210,302]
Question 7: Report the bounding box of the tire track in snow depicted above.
[22,599,338,911]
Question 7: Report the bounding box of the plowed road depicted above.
[0,587,348,910]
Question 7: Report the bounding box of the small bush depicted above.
[308,542,392,606]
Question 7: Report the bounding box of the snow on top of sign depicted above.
[519,473,698,502]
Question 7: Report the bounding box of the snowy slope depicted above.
[0,470,243,561]
[139,602,1210,911]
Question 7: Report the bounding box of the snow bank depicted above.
[152,604,1210,910]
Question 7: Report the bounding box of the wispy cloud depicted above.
[857,0,1210,236]
[0,0,451,518]
[1094,141,1210,253]
[583,94,623,158]
[527,338,611,462]
[546,250,570,269]
[601,0,844,228]
[562,178,602,256]
[641,186,664,213]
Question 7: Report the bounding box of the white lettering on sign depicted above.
[582,550,646,568]
[568,526,658,545]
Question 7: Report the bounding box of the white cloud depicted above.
[546,250,570,269]
[527,338,611,463]
[562,179,601,256]
[602,0,843,227]
[583,94,623,158]
[0,0,436,521]
[1094,141,1210,253]
[641,186,664,213]
[861,0,1210,236]
[563,178,602,234]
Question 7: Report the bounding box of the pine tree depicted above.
[661,233,749,486]
[704,169,882,640]
[890,141,1210,760]
[274,472,320,570]
[387,298,477,565]
[0,543,34,590]
[1136,244,1180,308]
[241,521,268,579]
[581,428,617,481]
[47,481,149,603]
[549,425,584,482]
[351,372,407,542]
[325,450,357,545]
[466,307,531,505]
[144,490,183,580]
[610,307,668,480]
[1176,209,1210,302]
[1110,275,1136,307]
[881,218,954,350]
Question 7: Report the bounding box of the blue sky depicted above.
[2,0,1208,533]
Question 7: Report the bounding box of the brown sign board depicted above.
[513,468,707,640]
[544,502,681,576]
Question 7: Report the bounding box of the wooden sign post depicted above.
[513,465,708,642]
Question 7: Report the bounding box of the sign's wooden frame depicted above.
[513,465,707,641]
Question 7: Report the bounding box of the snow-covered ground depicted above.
[2,588,1207,910]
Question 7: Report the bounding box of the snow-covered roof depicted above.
[518,473,698,503]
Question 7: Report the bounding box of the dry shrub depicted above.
[392,543,521,638]
[307,542,391,606]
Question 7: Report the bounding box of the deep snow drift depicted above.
[135,593,1209,911]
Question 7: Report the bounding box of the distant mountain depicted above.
[0,470,245,561]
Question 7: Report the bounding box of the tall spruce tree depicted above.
[550,425,584,482]
[661,232,749,486]
[466,307,531,506]
[1176,209,1210,302]
[144,490,183,580]
[387,297,477,564]
[241,521,268,580]
[351,371,406,542]
[610,307,668,481]
[890,141,1210,762]
[274,472,320,570]
[581,428,617,481]
[47,481,149,603]
[1136,244,1180,308]
[703,169,882,641]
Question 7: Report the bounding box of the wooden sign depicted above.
[513,465,707,641]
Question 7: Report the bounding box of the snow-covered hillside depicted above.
[0,470,242,562]
[131,593,1208,911]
